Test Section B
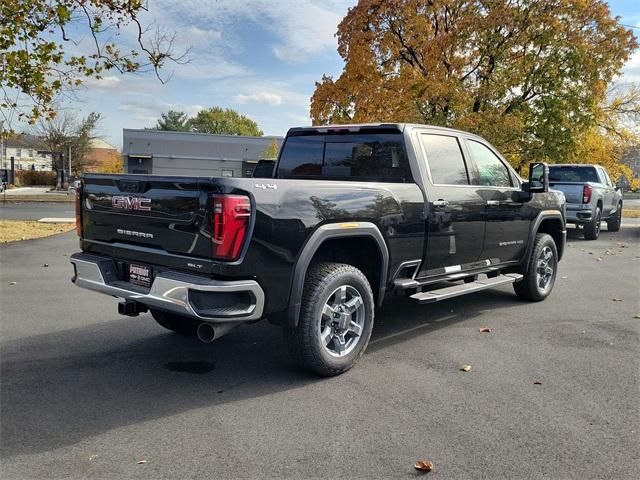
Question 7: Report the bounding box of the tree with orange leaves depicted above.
[311,0,638,171]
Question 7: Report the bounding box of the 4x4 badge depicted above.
[254,183,277,190]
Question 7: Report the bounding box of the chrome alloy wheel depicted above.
[320,285,365,357]
[536,245,555,292]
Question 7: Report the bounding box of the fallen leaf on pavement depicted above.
[479,327,492,333]
[42,263,49,267]
[561,276,568,279]
[596,257,603,261]
[414,460,434,472]
[612,298,622,302]
[8,282,16,286]
[533,380,543,385]
[136,460,147,465]
[460,365,472,372]
[633,315,640,319]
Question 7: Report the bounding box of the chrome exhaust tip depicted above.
[196,323,216,343]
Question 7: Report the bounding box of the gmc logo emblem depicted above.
[112,196,151,211]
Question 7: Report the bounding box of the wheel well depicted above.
[537,218,564,259]
[308,236,382,303]
[597,199,603,209]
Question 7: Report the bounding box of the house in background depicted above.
[1,134,52,171]
[123,129,283,177]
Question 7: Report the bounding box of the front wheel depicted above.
[514,233,558,302]
[583,206,601,240]
[607,202,622,232]
[284,262,375,376]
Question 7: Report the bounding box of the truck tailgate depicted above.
[548,182,584,204]
[81,175,212,259]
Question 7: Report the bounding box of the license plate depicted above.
[129,263,153,288]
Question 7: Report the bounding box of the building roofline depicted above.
[122,128,282,140]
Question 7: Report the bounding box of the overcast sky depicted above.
[67,0,640,148]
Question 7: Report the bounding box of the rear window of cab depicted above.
[276,133,413,183]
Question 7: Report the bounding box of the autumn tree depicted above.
[311,0,638,169]
[96,152,124,173]
[261,139,280,159]
[35,111,101,175]
[1,0,188,126]
[153,110,191,132]
[188,107,263,136]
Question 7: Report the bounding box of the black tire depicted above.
[583,206,601,240]
[284,262,375,377]
[150,309,199,335]
[607,202,622,232]
[514,233,558,302]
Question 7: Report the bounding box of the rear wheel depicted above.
[514,233,558,302]
[284,262,374,376]
[150,309,199,335]
[607,202,622,232]
[583,206,601,240]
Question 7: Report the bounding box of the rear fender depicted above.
[286,222,389,327]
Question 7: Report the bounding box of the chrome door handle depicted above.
[433,199,449,207]
[486,200,500,206]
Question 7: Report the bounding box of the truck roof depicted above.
[287,123,484,139]
[549,164,605,169]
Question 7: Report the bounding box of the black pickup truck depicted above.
[71,124,566,376]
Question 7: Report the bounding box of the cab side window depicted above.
[420,134,470,185]
[466,140,512,187]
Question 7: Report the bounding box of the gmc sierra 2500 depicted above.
[70,124,566,376]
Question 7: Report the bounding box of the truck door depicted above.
[463,138,533,264]
[414,132,485,278]
[597,167,615,216]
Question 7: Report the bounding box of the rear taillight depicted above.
[582,185,592,204]
[211,194,251,260]
[75,184,83,236]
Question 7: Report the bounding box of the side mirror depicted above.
[252,159,276,178]
[526,162,548,193]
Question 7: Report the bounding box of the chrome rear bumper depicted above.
[70,253,264,322]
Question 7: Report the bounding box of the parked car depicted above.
[548,164,622,240]
[67,180,81,195]
[70,124,566,376]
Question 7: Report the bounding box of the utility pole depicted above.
[0,120,4,170]
[68,144,72,177]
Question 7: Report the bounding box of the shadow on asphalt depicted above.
[2,225,637,458]
[1,288,522,458]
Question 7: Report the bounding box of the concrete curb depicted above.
[38,218,75,223]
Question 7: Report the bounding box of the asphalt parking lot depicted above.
[1,226,639,479]
[0,202,74,221]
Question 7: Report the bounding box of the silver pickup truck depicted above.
[548,164,623,240]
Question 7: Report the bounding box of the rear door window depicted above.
[420,134,470,185]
